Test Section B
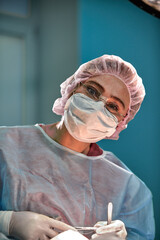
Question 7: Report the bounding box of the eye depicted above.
[86,85,101,100]
[106,102,119,112]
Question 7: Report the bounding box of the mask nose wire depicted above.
[72,82,126,120]
[98,95,126,121]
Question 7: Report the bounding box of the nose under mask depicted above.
[63,93,118,143]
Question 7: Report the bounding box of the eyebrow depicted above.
[86,80,105,92]
[110,95,125,109]
[86,80,125,109]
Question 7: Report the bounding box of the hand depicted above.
[9,211,75,240]
[91,220,127,240]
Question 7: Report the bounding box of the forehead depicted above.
[85,74,130,109]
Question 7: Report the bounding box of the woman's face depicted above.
[75,74,130,122]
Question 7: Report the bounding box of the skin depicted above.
[42,74,130,155]
[35,74,130,239]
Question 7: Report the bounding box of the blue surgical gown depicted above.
[0,125,155,239]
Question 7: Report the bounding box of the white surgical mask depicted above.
[64,93,118,143]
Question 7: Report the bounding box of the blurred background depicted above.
[0,0,159,238]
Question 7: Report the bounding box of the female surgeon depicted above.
[0,55,155,240]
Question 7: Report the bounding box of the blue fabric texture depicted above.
[0,125,155,239]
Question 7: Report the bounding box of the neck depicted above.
[44,120,91,155]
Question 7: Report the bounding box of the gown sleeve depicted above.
[119,173,155,240]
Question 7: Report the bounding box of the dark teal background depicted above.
[79,0,160,239]
[0,0,159,238]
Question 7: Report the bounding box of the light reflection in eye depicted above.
[80,81,126,119]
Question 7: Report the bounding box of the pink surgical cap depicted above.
[52,54,145,140]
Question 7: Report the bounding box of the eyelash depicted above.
[86,86,101,99]
[106,102,119,112]
[83,84,120,113]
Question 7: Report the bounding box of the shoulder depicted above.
[95,150,133,180]
[100,151,152,197]
[0,125,36,134]
[0,125,39,145]
[0,125,36,133]
[103,151,132,172]
[103,151,152,206]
